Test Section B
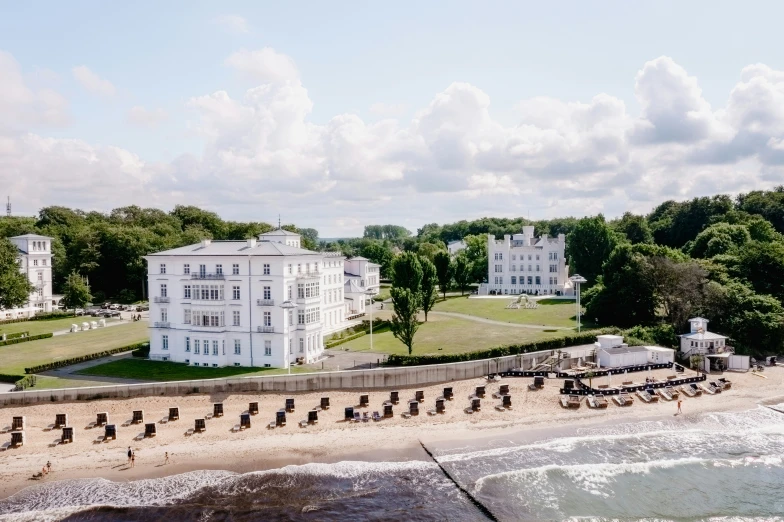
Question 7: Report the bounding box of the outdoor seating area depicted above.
[54,414,68,429]
[559,395,581,409]
[276,410,287,426]
[96,412,108,427]
[240,413,251,430]
[194,419,206,432]
[587,395,608,409]
[320,397,330,410]
[104,424,117,440]
[443,387,453,400]
[529,376,545,391]
[61,427,74,444]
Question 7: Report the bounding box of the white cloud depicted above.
[369,102,407,118]
[127,106,168,128]
[4,50,784,235]
[215,14,249,34]
[72,65,116,97]
[0,51,69,131]
[224,48,299,84]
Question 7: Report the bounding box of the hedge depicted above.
[326,331,367,348]
[0,373,24,384]
[25,341,150,374]
[13,375,37,391]
[3,331,30,340]
[0,332,53,347]
[0,312,74,326]
[386,328,623,366]
[325,320,392,349]
[132,342,151,358]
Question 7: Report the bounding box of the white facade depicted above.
[1,234,57,319]
[447,240,466,255]
[594,334,674,367]
[344,256,381,296]
[679,317,729,356]
[482,226,570,296]
[144,231,360,369]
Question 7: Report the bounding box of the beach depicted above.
[1,366,783,520]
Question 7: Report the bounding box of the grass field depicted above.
[432,296,591,328]
[0,317,122,337]
[31,376,124,390]
[0,321,149,375]
[77,359,311,381]
[339,313,564,356]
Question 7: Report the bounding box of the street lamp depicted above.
[365,289,376,351]
[569,274,588,333]
[279,300,297,374]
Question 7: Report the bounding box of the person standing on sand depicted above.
[131,452,135,468]
[127,447,132,464]
[677,399,683,414]
[46,461,51,473]
[164,452,169,465]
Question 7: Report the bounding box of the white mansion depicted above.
[480,226,571,296]
[1,234,59,320]
[145,229,380,369]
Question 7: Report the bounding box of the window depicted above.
[535,276,541,285]
[33,259,38,266]
[162,335,169,350]
[185,337,191,352]
[512,254,516,260]
[37,272,43,282]
[184,264,190,275]
[234,339,241,355]
[299,338,304,353]
[549,264,558,273]
[511,276,517,284]
[494,265,503,273]
[184,309,191,324]
[510,265,516,272]
[263,286,271,300]
[297,282,320,298]
[528,276,533,285]
[212,340,219,356]
[289,310,294,325]
[184,285,191,299]
[233,310,240,326]
[42,259,46,266]
[536,265,540,272]
[194,340,200,354]
[161,308,168,322]
[528,265,532,271]
[199,264,206,277]
[160,284,167,297]
[288,285,292,299]
[288,264,293,274]
[298,309,305,325]
[160,263,166,274]
[263,311,271,326]
[263,263,270,275]
[297,264,301,273]
[232,264,239,275]
[264,341,272,356]
[528,255,532,261]
[536,255,540,261]
[232,286,240,300]
[216,264,223,275]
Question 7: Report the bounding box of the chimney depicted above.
[200,239,211,248]
[247,238,257,248]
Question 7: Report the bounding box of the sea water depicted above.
[2,406,784,521]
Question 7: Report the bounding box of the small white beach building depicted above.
[594,334,674,368]
[679,317,749,371]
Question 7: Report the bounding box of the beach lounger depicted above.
[667,386,679,399]
[464,407,474,414]
[435,398,445,414]
[168,407,180,421]
[93,435,105,444]
[213,403,224,417]
[186,428,194,436]
[285,398,295,413]
[709,382,724,394]
[502,395,512,409]
[61,427,74,444]
[409,400,419,416]
[54,414,68,429]
[240,413,251,430]
[299,420,308,428]
[249,402,259,415]
[475,386,486,398]
[144,423,157,438]
[402,412,412,419]
[359,395,369,408]
[353,411,361,422]
[10,431,24,447]
[612,395,628,407]
[415,391,425,402]
[308,410,318,424]
[159,417,168,425]
[373,411,382,421]
[587,395,598,408]
[362,412,370,422]
[11,416,24,432]
[96,412,108,427]
[320,397,330,410]
[390,391,399,404]
[636,390,654,403]
[104,424,117,440]
[276,410,287,427]
[267,422,275,430]
[567,395,581,409]
[345,407,355,421]
[689,383,703,396]
[471,398,481,412]
[443,387,453,400]
[679,385,695,397]
[718,378,732,390]
[619,392,634,405]
[195,418,206,432]
[494,404,506,412]
[383,404,393,418]
[559,396,570,408]
[132,411,144,424]
[656,388,673,401]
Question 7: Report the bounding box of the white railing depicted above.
[191,273,225,280]
[153,321,171,328]
[256,299,275,306]
[153,296,170,303]
[296,271,321,279]
[257,326,275,333]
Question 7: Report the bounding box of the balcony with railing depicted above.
[190,273,225,280]
[256,299,275,306]
[153,321,171,328]
[257,325,275,333]
[295,270,321,279]
[295,295,321,305]
[153,296,170,303]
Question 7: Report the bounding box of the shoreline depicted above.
[1,367,782,503]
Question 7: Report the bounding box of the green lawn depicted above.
[77,358,311,381]
[339,313,564,355]
[31,376,124,390]
[0,321,149,375]
[0,316,123,337]
[432,296,592,328]
[375,284,391,301]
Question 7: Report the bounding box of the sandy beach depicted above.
[1,366,782,501]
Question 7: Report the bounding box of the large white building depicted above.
[144,230,371,369]
[344,256,381,297]
[1,234,58,320]
[480,226,570,296]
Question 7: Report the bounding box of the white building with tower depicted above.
[480,226,570,296]
[144,229,367,369]
[1,234,59,319]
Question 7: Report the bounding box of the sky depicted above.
[2,1,784,237]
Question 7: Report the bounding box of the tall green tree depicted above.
[613,212,653,244]
[736,241,784,303]
[391,252,423,294]
[433,250,453,298]
[463,234,488,283]
[453,253,471,295]
[61,271,93,313]
[420,257,438,321]
[0,238,33,310]
[360,242,394,279]
[389,287,420,354]
[566,215,617,286]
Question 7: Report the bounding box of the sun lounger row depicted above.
[559,395,582,409]
[587,395,609,409]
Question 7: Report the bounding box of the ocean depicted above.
[2,405,783,521]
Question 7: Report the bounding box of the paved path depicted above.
[428,310,572,330]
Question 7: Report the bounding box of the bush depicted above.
[0,373,24,383]
[132,342,151,358]
[29,311,74,321]
[13,375,37,390]
[25,341,150,373]
[326,331,367,348]
[3,331,30,340]
[0,317,31,326]
[0,332,53,347]
[624,324,679,347]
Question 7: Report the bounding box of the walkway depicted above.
[428,310,572,330]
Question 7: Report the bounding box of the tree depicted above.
[0,238,33,310]
[736,241,784,303]
[360,242,395,279]
[420,258,438,321]
[391,252,423,294]
[61,271,92,313]
[416,241,446,263]
[646,257,708,331]
[453,253,471,295]
[389,287,420,354]
[613,212,653,244]
[463,234,488,283]
[566,215,618,286]
[689,223,750,258]
[433,251,453,298]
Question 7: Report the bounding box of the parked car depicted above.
[137,305,149,312]
[126,305,137,312]
[73,308,85,316]
[109,304,119,310]
[104,310,121,318]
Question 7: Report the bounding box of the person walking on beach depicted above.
[131,452,135,468]
[46,461,52,473]
[677,399,683,415]
[127,447,132,464]
[164,452,169,465]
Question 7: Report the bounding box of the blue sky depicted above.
[1,1,783,236]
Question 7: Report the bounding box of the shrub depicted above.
[132,342,151,358]
[326,331,367,348]
[2,331,30,340]
[29,311,74,321]
[13,375,37,391]
[25,341,150,373]
[0,332,53,347]
[0,373,24,384]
